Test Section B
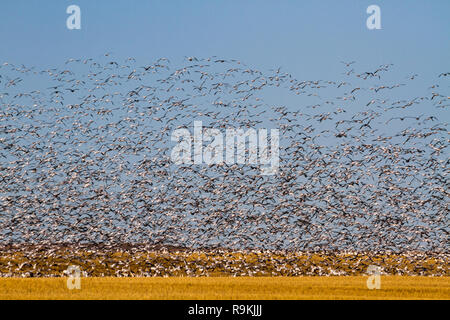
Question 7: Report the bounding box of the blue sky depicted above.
[0,0,449,80]
[0,1,448,247]
[1,0,449,145]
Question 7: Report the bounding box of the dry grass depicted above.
[0,276,449,300]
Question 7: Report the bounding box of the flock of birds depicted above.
[1,246,448,277]
[0,55,448,257]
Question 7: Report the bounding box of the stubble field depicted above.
[1,276,449,300]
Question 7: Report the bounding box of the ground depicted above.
[0,276,449,299]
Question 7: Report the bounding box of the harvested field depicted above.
[1,276,448,300]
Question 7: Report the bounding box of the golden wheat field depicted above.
[0,276,449,300]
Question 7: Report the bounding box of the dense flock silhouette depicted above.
[0,55,448,259]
